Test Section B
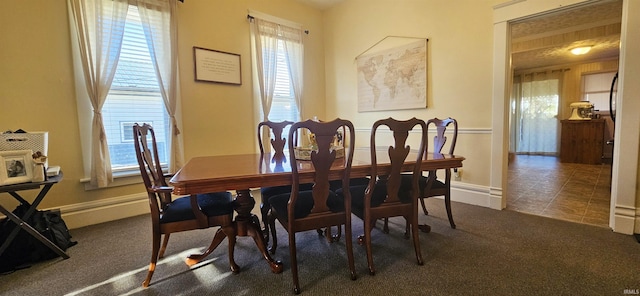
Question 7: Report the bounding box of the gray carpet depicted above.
[1,198,638,295]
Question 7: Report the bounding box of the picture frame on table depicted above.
[0,150,34,185]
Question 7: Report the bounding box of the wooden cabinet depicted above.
[560,119,605,164]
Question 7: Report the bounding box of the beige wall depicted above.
[323,0,504,187]
[176,0,326,157]
[0,0,325,226]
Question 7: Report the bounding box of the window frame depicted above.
[581,71,617,111]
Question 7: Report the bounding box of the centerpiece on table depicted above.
[294,131,344,160]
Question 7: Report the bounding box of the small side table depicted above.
[0,172,68,259]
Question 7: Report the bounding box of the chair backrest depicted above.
[258,120,294,163]
[428,117,457,155]
[287,118,355,215]
[369,117,428,203]
[133,123,171,213]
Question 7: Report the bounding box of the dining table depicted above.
[169,147,464,273]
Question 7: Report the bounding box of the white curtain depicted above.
[250,18,279,123]
[251,16,306,150]
[69,0,129,187]
[511,70,564,155]
[281,24,304,121]
[250,18,277,153]
[137,0,184,173]
[70,0,183,185]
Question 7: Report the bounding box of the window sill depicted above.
[80,170,144,191]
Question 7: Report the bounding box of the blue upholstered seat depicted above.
[402,174,447,191]
[329,177,370,192]
[337,177,414,218]
[269,190,345,222]
[160,192,234,224]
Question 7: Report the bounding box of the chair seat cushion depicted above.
[269,190,344,222]
[337,178,413,218]
[260,183,314,200]
[329,177,371,191]
[401,174,446,192]
[161,192,234,223]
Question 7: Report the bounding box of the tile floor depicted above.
[506,154,612,228]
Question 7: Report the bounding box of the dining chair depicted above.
[408,117,458,229]
[325,122,369,242]
[340,117,427,275]
[259,120,347,248]
[257,120,295,244]
[267,118,357,294]
[133,123,238,288]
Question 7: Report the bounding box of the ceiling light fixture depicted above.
[570,46,592,55]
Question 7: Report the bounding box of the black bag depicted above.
[0,205,77,273]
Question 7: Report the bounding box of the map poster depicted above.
[357,39,427,112]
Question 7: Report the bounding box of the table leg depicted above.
[235,189,283,273]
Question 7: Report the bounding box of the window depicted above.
[581,71,617,111]
[120,121,154,143]
[269,41,299,123]
[250,13,304,143]
[510,72,562,154]
[102,5,169,171]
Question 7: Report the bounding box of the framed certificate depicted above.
[193,47,242,85]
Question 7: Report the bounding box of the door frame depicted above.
[491,0,639,234]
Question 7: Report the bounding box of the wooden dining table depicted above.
[169,147,464,273]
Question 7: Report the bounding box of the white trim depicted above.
[613,204,637,235]
[491,20,510,211]
[609,0,640,235]
[81,172,144,190]
[450,182,499,209]
[493,0,526,10]
[55,193,149,229]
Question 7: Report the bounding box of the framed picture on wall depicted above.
[193,47,242,85]
[356,39,427,112]
[0,150,34,185]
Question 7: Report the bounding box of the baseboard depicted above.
[612,205,637,235]
[51,183,496,230]
[57,193,149,230]
[450,182,498,209]
[8,183,636,236]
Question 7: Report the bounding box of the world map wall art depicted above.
[356,39,427,112]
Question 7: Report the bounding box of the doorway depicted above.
[499,0,622,227]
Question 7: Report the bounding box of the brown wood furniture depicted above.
[133,124,237,288]
[0,173,68,260]
[257,120,295,244]
[345,117,428,275]
[268,119,357,294]
[168,140,465,280]
[419,117,458,229]
[560,119,605,164]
